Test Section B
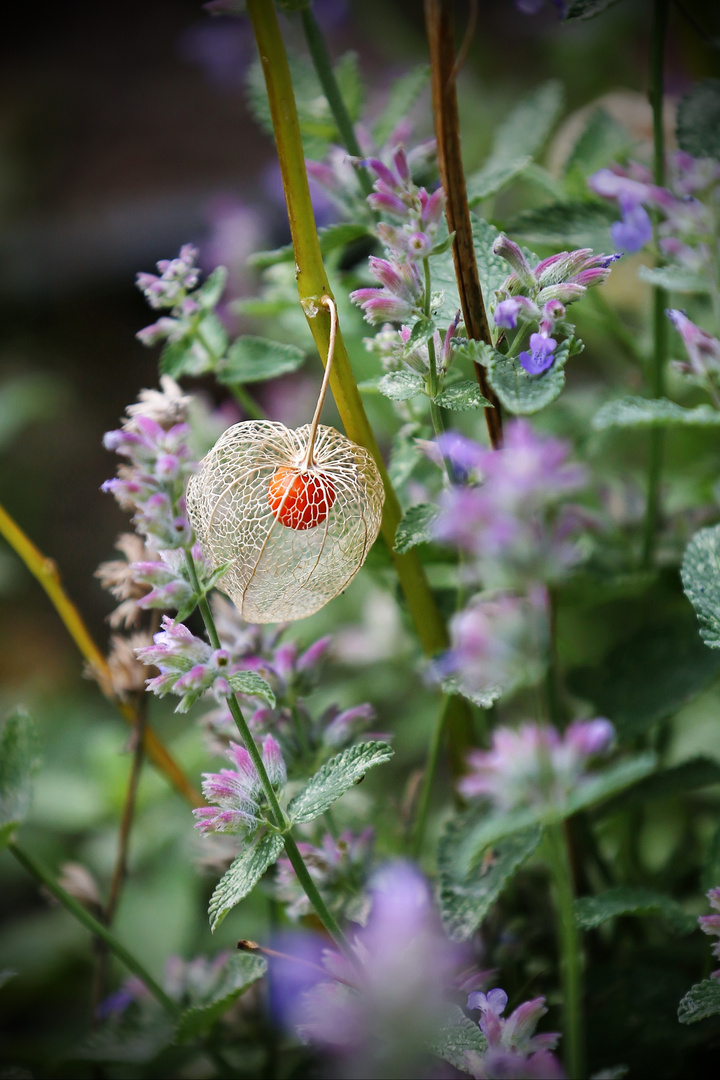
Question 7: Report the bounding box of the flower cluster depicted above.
[464,988,564,1080]
[193,737,286,836]
[459,719,615,812]
[667,308,720,400]
[275,828,375,924]
[491,235,619,375]
[698,887,720,979]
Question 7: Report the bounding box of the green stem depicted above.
[230,383,266,421]
[544,824,584,1080]
[642,0,669,570]
[8,841,178,1018]
[186,554,352,956]
[411,694,452,858]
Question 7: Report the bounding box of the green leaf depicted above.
[404,317,436,350]
[0,709,40,847]
[175,952,267,1042]
[677,79,720,161]
[287,741,394,824]
[218,336,306,385]
[567,618,720,741]
[678,978,720,1024]
[430,1004,487,1072]
[574,887,697,934]
[467,155,533,204]
[394,503,440,554]
[484,80,564,174]
[481,338,577,415]
[702,823,720,893]
[565,108,633,179]
[637,265,710,294]
[373,65,430,147]
[435,380,493,411]
[226,670,276,707]
[429,231,456,257]
[334,51,364,125]
[75,1013,175,1064]
[249,223,372,268]
[378,370,425,401]
[602,757,720,814]
[564,0,622,19]
[504,201,616,248]
[593,396,720,431]
[440,677,503,710]
[197,312,229,363]
[195,266,228,309]
[208,832,284,932]
[159,337,203,379]
[439,822,542,941]
[682,524,720,650]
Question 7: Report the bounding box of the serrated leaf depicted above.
[0,709,40,847]
[435,381,493,411]
[440,677,503,710]
[467,155,533,204]
[482,338,575,415]
[227,670,276,707]
[567,619,720,742]
[287,741,394,824]
[439,823,542,941]
[159,337,204,379]
[209,832,284,932]
[405,317,436,350]
[564,0,622,19]
[575,887,696,934]
[504,201,617,248]
[637,264,710,294]
[197,312,229,362]
[74,1012,175,1064]
[677,79,720,160]
[218,336,306,385]
[593,396,720,431]
[394,503,440,554]
[683,524,720,649]
[195,266,228,309]
[483,81,564,175]
[175,952,267,1042]
[602,757,720,814]
[373,65,430,147]
[678,978,720,1024]
[430,1004,487,1071]
[378,370,425,401]
[565,107,633,179]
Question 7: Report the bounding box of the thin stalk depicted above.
[303,296,337,468]
[544,824,584,1080]
[0,501,201,806]
[544,588,565,729]
[411,693,452,858]
[230,383,266,421]
[186,553,352,956]
[8,841,178,1017]
[642,0,669,569]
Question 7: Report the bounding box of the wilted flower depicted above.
[698,887,720,978]
[464,988,564,1079]
[193,737,286,836]
[95,533,156,628]
[275,829,375,924]
[459,719,615,812]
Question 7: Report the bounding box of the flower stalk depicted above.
[544,823,584,1080]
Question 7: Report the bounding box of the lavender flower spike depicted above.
[464,988,564,1079]
[698,887,720,978]
[193,736,286,836]
[667,309,720,379]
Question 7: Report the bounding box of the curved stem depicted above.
[303,296,338,468]
[544,824,584,1080]
[8,841,178,1018]
[0,501,201,807]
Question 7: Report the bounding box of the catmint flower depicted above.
[666,309,720,381]
[95,533,156,628]
[129,547,198,612]
[611,196,654,253]
[193,736,286,836]
[464,988,564,1080]
[350,257,424,325]
[459,719,615,812]
[275,829,375,923]
[494,296,540,330]
[519,332,557,375]
[136,244,200,309]
[698,887,720,978]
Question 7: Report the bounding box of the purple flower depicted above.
[666,309,720,380]
[193,736,286,836]
[698,887,720,978]
[350,256,424,325]
[610,197,654,253]
[459,719,615,811]
[136,244,200,310]
[464,988,564,1079]
[520,333,557,375]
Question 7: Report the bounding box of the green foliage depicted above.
[564,108,632,181]
[218,336,307,385]
[287,741,394,824]
[440,677,503,709]
[564,0,622,19]
[435,380,493,411]
[373,65,430,147]
[574,887,697,934]
[0,709,40,849]
[194,266,228,309]
[682,524,720,650]
[702,823,720,893]
[567,618,720,741]
[226,671,277,706]
[160,312,229,379]
[593,397,720,431]
[432,217,529,325]
[74,1012,176,1064]
[378,370,425,400]
[431,1004,487,1072]
[677,79,720,161]
[439,822,542,941]
[504,201,616,248]
[208,832,285,932]
[467,156,533,204]
[480,338,580,415]
[395,503,440,554]
[250,222,371,268]
[678,978,720,1024]
[175,952,267,1042]
[637,265,711,294]
[602,757,720,813]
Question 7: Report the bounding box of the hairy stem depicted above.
[8,841,178,1017]
[545,823,584,1080]
[0,501,201,806]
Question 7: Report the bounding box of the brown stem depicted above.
[424,0,503,449]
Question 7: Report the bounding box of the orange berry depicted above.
[267,466,337,530]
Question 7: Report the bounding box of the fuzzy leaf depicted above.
[440,677,503,710]
[504,201,616,248]
[439,823,542,941]
[208,832,284,932]
[0,709,40,848]
[682,524,720,649]
[565,108,632,179]
[481,338,577,415]
[593,396,720,431]
[575,887,697,934]
[175,953,267,1042]
[481,80,564,176]
[637,265,710,294]
[226,670,276,707]
[404,317,436,350]
[373,65,430,146]
[394,503,440,554]
[677,79,720,160]
[678,978,720,1024]
[435,381,493,411]
[378,370,425,401]
[219,336,306,385]
[431,1004,487,1072]
[467,155,533,204]
[159,337,205,379]
[564,0,623,19]
[195,266,228,309]
[287,741,394,825]
[602,757,720,813]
